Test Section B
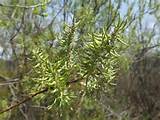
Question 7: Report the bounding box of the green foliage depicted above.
[0,0,134,119]
[23,18,128,114]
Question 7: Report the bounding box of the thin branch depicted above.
[0,75,20,83]
[0,87,48,114]
[0,73,87,114]
[32,1,67,37]
[76,91,86,117]
[134,44,160,62]
[0,75,23,86]
[19,104,29,120]
[0,81,19,86]
[9,8,25,63]
[0,0,51,9]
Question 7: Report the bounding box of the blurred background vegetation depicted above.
[0,0,160,120]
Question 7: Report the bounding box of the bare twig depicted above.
[0,81,19,86]
[134,44,160,62]
[0,75,20,86]
[32,1,67,37]
[0,72,87,114]
[19,104,29,120]
[0,87,48,114]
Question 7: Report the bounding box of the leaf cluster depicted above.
[25,20,127,110]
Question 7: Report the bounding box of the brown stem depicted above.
[0,77,84,114]
[0,88,48,114]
